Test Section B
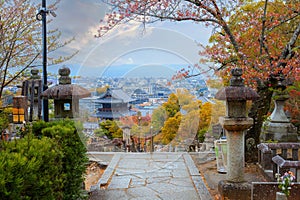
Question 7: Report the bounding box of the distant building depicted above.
[80,88,135,120]
[151,83,172,98]
[131,88,149,104]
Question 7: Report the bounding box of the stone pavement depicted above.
[89,152,212,200]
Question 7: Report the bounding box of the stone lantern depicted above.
[22,68,42,121]
[12,96,28,124]
[41,67,91,119]
[261,77,298,142]
[215,68,259,199]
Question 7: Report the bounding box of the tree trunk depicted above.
[245,84,274,163]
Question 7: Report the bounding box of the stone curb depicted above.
[183,153,213,200]
[90,153,121,191]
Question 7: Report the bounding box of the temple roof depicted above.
[96,88,135,103]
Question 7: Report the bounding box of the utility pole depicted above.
[41,0,49,122]
[37,0,56,121]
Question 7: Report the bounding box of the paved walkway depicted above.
[89,152,212,200]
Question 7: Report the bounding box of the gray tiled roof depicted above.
[97,88,135,103]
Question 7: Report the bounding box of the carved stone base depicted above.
[261,121,298,142]
[218,180,251,200]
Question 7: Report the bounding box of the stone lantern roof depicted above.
[41,67,91,100]
[215,68,259,101]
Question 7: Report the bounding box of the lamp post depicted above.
[137,116,141,152]
[150,125,153,153]
[36,0,56,122]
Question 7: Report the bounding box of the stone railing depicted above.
[272,155,300,182]
[257,143,300,181]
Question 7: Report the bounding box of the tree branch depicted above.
[259,0,268,55]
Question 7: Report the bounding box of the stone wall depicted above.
[252,182,300,200]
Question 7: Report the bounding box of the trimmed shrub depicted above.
[0,119,88,200]
[0,136,63,200]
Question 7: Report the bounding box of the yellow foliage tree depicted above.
[160,113,182,145]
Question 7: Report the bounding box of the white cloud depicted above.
[49,0,212,77]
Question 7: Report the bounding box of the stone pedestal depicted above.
[261,96,298,142]
[220,117,253,182]
[218,180,251,200]
[217,118,253,200]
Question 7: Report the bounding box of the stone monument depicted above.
[261,77,298,142]
[41,66,91,118]
[215,68,259,199]
[22,68,42,121]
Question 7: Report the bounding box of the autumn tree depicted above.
[150,106,167,132]
[96,85,109,95]
[162,93,180,117]
[99,0,300,162]
[285,81,300,130]
[161,112,182,144]
[154,89,213,145]
[0,0,76,100]
[98,120,123,139]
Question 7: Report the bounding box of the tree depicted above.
[286,80,300,130]
[161,112,182,144]
[99,0,300,162]
[210,99,226,125]
[0,0,76,100]
[0,109,10,135]
[162,93,180,118]
[151,105,168,133]
[95,85,109,95]
[178,100,201,142]
[99,120,123,139]
[176,88,196,106]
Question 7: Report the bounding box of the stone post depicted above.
[215,68,259,199]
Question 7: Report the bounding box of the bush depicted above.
[0,119,88,200]
[31,120,88,200]
[0,136,64,200]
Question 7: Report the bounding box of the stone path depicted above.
[89,152,212,200]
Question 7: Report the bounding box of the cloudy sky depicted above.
[44,0,212,78]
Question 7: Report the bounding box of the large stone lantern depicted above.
[261,77,298,142]
[215,68,259,199]
[41,67,91,119]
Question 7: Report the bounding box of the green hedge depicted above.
[0,120,88,200]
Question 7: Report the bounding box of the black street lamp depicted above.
[150,125,153,153]
[36,0,56,122]
[137,116,141,152]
